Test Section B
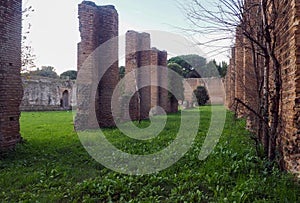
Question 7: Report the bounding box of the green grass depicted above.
[0,107,299,202]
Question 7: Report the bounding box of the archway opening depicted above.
[62,90,69,109]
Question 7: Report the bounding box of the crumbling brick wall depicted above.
[225,0,300,175]
[76,1,119,129]
[0,0,23,150]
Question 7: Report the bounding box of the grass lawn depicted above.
[0,106,299,202]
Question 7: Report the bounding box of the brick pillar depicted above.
[125,31,152,121]
[97,5,119,127]
[137,33,151,120]
[158,50,169,113]
[125,31,140,121]
[0,0,23,150]
[150,49,159,109]
[76,1,119,129]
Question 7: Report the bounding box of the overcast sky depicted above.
[23,0,229,74]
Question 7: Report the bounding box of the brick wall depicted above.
[234,26,245,117]
[277,0,300,174]
[225,0,300,175]
[0,0,23,150]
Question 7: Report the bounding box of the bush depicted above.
[193,86,209,106]
[60,70,77,80]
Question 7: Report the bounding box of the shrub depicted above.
[193,86,209,106]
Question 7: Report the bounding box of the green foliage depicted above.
[0,108,299,202]
[168,55,228,78]
[207,60,228,78]
[168,54,206,78]
[217,61,228,78]
[60,70,77,80]
[168,63,184,101]
[29,66,59,78]
[119,66,125,79]
[193,86,209,105]
[167,62,183,76]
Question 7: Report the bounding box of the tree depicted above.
[119,66,125,79]
[168,55,227,78]
[168,54,206,78]
[168,63,184,102]
[29,66,59,78]
[193,86,209,106]
[60,70,77,80]
[184,0,282,162]
[217,61,228,78]
[22,5,36,72]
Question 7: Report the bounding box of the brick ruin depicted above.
[124,30,170,121]
[225,0,300,174]
[76,1,119,129]
[0,0,23,150]
[76,1,176,129]
[124,31,151,121]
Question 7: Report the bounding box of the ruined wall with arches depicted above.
[20,76,75,111]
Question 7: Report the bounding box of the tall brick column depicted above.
[0,0,23,150]
[76,1,119,129]
[150,49,169,114]
[157,50,169,113]
[150,49,159,109]
[138,33,151,120]
[125,31,151,121]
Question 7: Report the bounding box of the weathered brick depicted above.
[225,0,300,176]
[0,0,23,151]
[76,1,119,129]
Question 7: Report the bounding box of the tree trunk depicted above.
[268,57,281,160]
[261,55,270,157]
